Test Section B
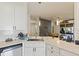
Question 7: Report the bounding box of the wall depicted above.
[74,2,79,40]
[28,2,74,20]
[29,16,39,36]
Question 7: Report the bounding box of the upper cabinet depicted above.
[0,3,12,26]
[13,3,27,31]
[0,3,28,33]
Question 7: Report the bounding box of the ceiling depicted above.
[28,2,74,20]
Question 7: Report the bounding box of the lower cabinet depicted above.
[23,42,45,56]
[46,43,60,56]
[46,43,79,56]
[24,47,45,56]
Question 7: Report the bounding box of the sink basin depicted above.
[27,39,44,41]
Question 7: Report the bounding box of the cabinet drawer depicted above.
[46,44,59,53]
[23,42,45,48]
[46,44,59,56]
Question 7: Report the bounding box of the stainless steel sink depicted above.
[27,39,44,41]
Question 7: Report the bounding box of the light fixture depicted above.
[56,17,60,25]
[56,17,63,25]
[56,20,59,25]
[39,21,41,26]
[38,2,42,4]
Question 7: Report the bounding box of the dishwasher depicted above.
[0,43,22,56]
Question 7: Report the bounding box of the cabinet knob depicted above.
[34,48,36,52]
[51,47,53,49]
[15,26,16,30]
[51,51,53,53]
[13,26,16,30]
[33,48,36,52]
[33,48,34,52]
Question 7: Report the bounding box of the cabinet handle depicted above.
[51,47,53,49]
[34,48,36,52]
[33,48,34,52]
[51,51,53,53]
[15,26,16,30]
[13,26,16,30]
[13,26,14,30]
[33,48,36,52]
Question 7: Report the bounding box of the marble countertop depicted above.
[0,37,79,55]
[43,37,79,55]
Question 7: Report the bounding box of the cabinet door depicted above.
[24,47,35,56]
[35,47,45,56]
[46,44,59,56]
[14,6,27,31]
[0,4,12,30]
[60,49,77,56]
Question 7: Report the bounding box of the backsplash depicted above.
[0,35,16,41]
[0,30,25,41]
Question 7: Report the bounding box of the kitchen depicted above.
[0,2,79,56]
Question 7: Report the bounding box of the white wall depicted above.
[28,2,74,20]
[74,2,79,40]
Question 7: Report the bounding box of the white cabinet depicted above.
[23,42,45,56]
[46,43,59,56]
[13,4,27,32]
[0,4,12,26]
[60,49,77,56]
[24,47,44,56]
[0,3,13,30]
[24,47,35,56]
[46,43,78,56]
[0,3,27,33]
